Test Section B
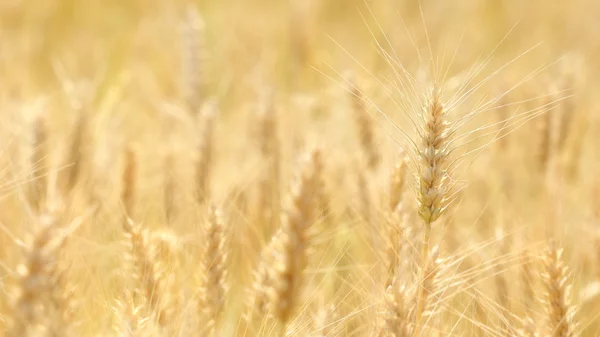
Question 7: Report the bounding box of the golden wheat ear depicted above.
[312,302,339,337]
[122,219,170,327]
[198,205,228,332]
[516,317,540,337]
[348,76,380,170]
[121,146,136,224]
[383,212,406,289]
[389,152,407,214]
[244,227,281,325]
[521,244,536,316]
[378,279,413,337]
[542,241,577,337]
[260,149,323,330]
[181,4,207,116]
[416,87,451,227]
[384,153,408,287]
[63,106,89,196]
[414,247,441,331]
[113,291,158,337]
[413,87,451,331]
[194,100,218,208]
[8,212,83,337]
[254,90,282,235]
[163,149,177,225]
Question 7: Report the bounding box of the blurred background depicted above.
[1,0,600,335]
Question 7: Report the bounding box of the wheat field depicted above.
[0,0,598,336]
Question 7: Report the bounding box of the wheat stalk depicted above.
[7,212,78,337]
[313,148,330,220]
[414,87,451,328]
[148,229,180,326]
[199,206,228,331]
[537,102,554,174]
[122,146,136,222]
[494,228,511,333]
[245,228,282,324]
[312,302,339,337]
[384,212,405,288]
[64,107,88,195]
[268,149,322,327]
[517,317,539,337]
[122,219,169,326]
[349,78,380,169]
[255,90,282,234]
[416,247,441,330]
[163,151,177,224]
[521,246,536,315]
[181,4,207,115]
[542,241,576,337]
[379,279,412,337]
[29,112,47,212]
[385,154,408,286]
[47,259,78,337]
[113,292,157,337]
[196,100,217,205]
[389,153,407,213]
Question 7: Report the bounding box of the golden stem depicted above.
[414,221,432,336]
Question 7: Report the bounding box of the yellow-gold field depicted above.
[0,0,598,336]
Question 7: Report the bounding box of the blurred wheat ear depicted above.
[181,4,207,116]
[8,212,82,337]
[542,241,576,337]
[199,205,228,332]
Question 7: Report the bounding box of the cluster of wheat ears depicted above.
[1,1,599,336]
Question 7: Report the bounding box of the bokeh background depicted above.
[0,0,599,336]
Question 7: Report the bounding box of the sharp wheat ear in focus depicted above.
[412,87,451,331]
[414,87,452,229]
